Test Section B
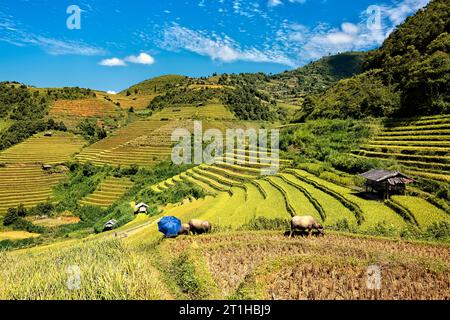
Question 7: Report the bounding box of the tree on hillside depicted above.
[3,208,19,226]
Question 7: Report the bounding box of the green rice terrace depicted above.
[353,115,450,183]
[0,164,65,214]
[0,0,449,302]
[79,177,134,209]
[0,131,85,165]
[0,108,449,300]
[0,112,448,239]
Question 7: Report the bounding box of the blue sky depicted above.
[0,0,430,92]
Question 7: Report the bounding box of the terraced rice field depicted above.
[75,113,261,168]
[98,92,158,110]
[153,104,235,120]
[159,231,450,299]
[0,164,65,214]
[0,231,40,241]
[75,119,174,166]
[0,132,85,165]
[286,169,407,230]
[352,115,450,182]
[390,196,448,229]
[0,198,448,300]
[153,150,288,194]
[150,149,448,233]
[80,177,134,208]
[279,173,357,227]
[50,99,118,117]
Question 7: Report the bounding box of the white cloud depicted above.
[268,0,306,7]
[107,90,117,95]
[384,0,429,26]
[0,15,105,56]
[268,0,283,7]
[323,32,355,45]
[100,53,156,67]
[154,0,429,68]
[125,53,155,65]
[341,22,359,34]
[159,24,294,66]
[99,57,126,67]
[271,0,430,65]
[31,36,105,56]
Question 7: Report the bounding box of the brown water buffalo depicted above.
[178,223,191,236]
[290,215,324,237]
[189,219,212,235]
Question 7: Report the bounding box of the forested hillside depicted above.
[125,52,365,122]
[300,0,449,120]
[120,75,188,95]
[216,52,365,103]
[0,83,95,150]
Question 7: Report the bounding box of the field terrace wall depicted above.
[0,132,85,165]
[0,132,86,214]
[75,119,177,167]
[80,177,134,209]
[152,104,235,121]
[352,115,450,183]
[0,164,65,214]
[159,231,450,300]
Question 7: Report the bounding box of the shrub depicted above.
[82,162,96,177]
[28,201,54,217]
[240,217,290,231]
[3,208,19,226]
[0,237,43,251]
[329,218,357,233]
[78,205,106,224]
[169,252,209,299]
[11,217,46,234]
[426,221,450,241]
[366,221,398,237]
[327,153,386,174]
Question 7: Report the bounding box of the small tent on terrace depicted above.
[360,169,414,199]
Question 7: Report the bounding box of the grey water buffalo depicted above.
[178,223,191,236]
[289,215,324,237]
[189,219,212,235]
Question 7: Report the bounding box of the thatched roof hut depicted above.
[360,169,414,199]
[103,219,117,231]
[135,202,149,214]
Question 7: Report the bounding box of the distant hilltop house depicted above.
[44,131,53,137]
[360,169,414,199]
[103,219,117,231]
[135,202,149,214]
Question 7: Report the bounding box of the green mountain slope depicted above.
[301,0,449,120]
[123,52,365,122]
[0,82,95,150]
[268,52,366,99]
[120,74,188,95]
[216,52,365,103]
